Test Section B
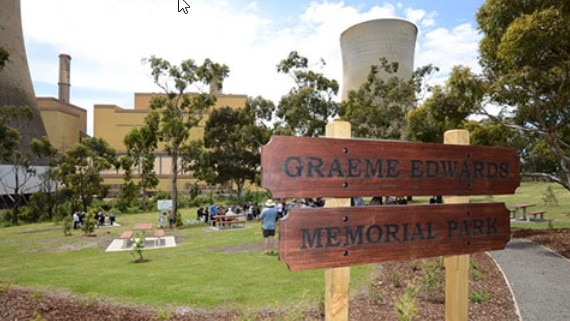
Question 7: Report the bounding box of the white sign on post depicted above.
[157,199,173,211]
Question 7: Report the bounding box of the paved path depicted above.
[490,239,570,321]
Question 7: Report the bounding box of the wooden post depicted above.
[324,120,351,321]
[444,129,470,321]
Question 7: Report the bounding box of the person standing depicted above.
[168,211,175,229]
[209,203,218,226]
[260,199,278,255]
[73,211,80,230]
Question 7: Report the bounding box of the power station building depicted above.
[94,92,248,194]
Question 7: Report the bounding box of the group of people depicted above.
[72,210,115,230]
[353,196,442,206]
[72,211,85,230]
[196,202,263,224]
[157,211,175,229]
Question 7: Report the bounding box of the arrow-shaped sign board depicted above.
[278,203,510,271]
[261,136,520,198]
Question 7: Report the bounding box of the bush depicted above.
[17,206,41,223]
[542,185,558,206]
[53,202,72,222]
[81,210,96,235]
[394,286,418,321]
[130,232,145,262]
[469,289,491,303]
[62,218,72,236]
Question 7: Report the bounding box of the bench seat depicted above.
[120,231,133,239]
[216,219,246,229]
[119,231,133,248]
[529,210,546,221]
[153,229,165,246]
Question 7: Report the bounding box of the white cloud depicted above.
[416,23,481,83]
[21,1,482,135]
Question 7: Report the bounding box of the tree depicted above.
[199,105,270,201]
[0,45,8,71]
[28,137,62,222]
[0,50,21,162]
[406,66,485,143]
[122,116,159,210]
[0,106,47,224]
[0,107,22,163]
[476,0,570,190]
[273,51,339,137]
[57,137,116,212]
[339,58,438,139]
[142,56,228,219]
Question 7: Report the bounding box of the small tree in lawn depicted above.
[81,210,96,236]
[130,232,146,263]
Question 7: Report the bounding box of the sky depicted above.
[21,0,486,135]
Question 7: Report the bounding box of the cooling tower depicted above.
[0,0,48,164]
[339,18,417,100]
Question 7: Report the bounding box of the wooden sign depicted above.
[261,136,520,198]
[278,203,510,271]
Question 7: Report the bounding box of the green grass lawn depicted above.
[0,209,374,312]
[0,181,568,312]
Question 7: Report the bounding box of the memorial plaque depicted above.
[278,203,510,271]
[261,136,520,198]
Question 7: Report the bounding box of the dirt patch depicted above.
[1,228,568,321]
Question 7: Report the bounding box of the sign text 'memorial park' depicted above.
[278,203,509,271]
[261,136,520,198]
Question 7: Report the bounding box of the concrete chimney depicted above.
[58,54,71,103]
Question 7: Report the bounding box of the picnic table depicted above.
[133,223,153,236]
[509,203,536,221]
[212,214,246,229]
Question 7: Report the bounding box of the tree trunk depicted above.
[171,149,178,222]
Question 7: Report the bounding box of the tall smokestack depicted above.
[58,54,71,103]
[0,0,48,164]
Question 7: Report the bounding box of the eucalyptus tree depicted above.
[407,66,485,143]
[142,56,228,218]
[197,104,271,201]
[339,58,438,139]
[476,0,570,190]
[273,51,339,137]
[57,137,116,212]
[122,113,159,210]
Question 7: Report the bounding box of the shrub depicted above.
[469,289,491,303]
[542,185,558,206]
[470,260,485,281]
[81,210,96,235]
[418,259,444,300]
[62,218,72,236]
[130,232,146,262]
[392,271,402,288]
[368,282,385,305]
[394,285,418,321]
